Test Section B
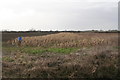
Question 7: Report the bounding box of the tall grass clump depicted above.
[7,32,116,48]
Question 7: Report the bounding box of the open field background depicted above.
[2,32,120,78]
[2,31,59,42]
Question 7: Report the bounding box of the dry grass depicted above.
[3,32,119,78]
[2,45,118,78]
[7,32,118,48]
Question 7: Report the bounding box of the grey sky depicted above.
[0,0,119,31]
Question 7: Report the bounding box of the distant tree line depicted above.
[2,29,120,33]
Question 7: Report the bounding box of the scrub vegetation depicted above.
[2,32,119,78]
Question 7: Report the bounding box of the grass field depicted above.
[2,32,119,78]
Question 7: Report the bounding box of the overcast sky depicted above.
[0,0,119,31]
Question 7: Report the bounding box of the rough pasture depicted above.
[7,32,117,48]
[2,32,119,78]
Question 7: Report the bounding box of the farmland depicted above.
[2,32,119,78]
